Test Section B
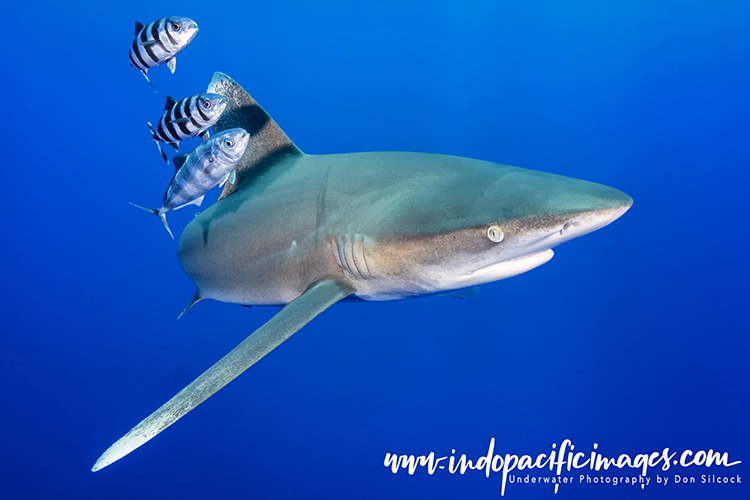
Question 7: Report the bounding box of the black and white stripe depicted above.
[130,20,163,71]
[129,17,198,91]
[148,93,228,163]
[130,128,250,239]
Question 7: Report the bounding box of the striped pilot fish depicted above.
[131,128,250,239]
[130,17,199,91]
[148,93,228,164]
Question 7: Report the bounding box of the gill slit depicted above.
[333,234,372,280]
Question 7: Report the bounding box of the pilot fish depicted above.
[131,128,250,239]
[129,17,199,91]
[147,93,228,164]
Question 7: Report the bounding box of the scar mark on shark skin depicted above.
[315,166,332,237]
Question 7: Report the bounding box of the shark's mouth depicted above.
[503,249,553,264]
[471,248,555,281]
[435,248,555,292]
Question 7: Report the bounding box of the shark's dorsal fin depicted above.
[135,21,144,35]
[92,279,352,471]
[164,95,177,111]
[206,72,303,201]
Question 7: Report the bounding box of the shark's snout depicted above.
[553,187,632,242]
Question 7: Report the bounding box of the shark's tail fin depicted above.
[148,122,170,164]
[130,203,173,239]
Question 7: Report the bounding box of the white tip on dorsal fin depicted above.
[206,72,303,201]
[166,57,176,74]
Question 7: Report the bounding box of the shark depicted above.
[92,72,633,471]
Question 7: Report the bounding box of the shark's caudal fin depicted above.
[206,72,303,201]
[91,279,352,472]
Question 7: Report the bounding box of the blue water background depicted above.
[2,1,748,498]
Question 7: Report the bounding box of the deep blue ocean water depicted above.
[3,1,748,498]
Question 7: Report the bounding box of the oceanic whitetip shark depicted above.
[92,72,632,471]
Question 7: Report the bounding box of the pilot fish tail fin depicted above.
[141,70,156,93]
[147,122,169,164]
[206,72,303,201]
[129,203,173,239]
[91,279,353,472]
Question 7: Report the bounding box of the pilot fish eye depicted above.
[487,225,504,243]
[202,100,211,109]
[224,139,233,147]
[172,23,181,31]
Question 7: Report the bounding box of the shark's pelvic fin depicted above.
[206,72,303,201]
[91,279,352,472]
[177,290,205,320]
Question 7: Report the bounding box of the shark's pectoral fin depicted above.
[91,279,352,472]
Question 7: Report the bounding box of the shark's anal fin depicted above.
[206,72,303,201]
[91,279,352,472]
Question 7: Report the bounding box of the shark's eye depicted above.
[487,225,504,243]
